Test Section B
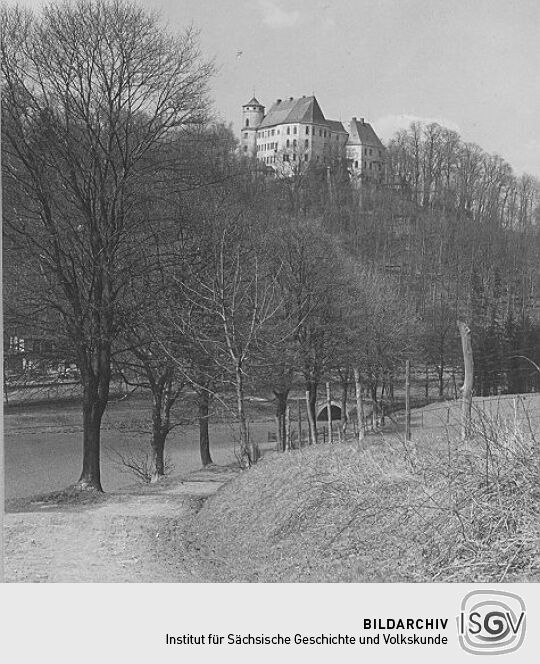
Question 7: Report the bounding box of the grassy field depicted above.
[187,394,540,582]
[4,392,276,500]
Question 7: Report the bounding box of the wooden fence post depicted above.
[457,321,474,441]
[405,359,411,442]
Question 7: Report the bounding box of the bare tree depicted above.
[172,192,280,466]
[1,0,213,490]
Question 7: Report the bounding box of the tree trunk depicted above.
[354,368,365,446]
[235,362,258,465]
[305,389,317,445]
[340,373,349,436]
[77,383,106,491]
[307,379,318,429]
[198,389,212,466]
[285,404,291,451]
[297,398,303,447]
[274,389,289,452]
[150,391,166,481]
[150,432,166,482]
[405,359,411,442]
[326,381,333,444]
[438,361,445,399]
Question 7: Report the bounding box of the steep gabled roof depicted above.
[325,119,348,134]
[347,117,384,148]
[258,96,327,129]
[243,97,263,107]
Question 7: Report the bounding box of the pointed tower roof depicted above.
[243,97,263,107]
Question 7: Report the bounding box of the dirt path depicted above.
[4,467,238,582]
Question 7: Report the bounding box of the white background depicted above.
[0,583,537,663]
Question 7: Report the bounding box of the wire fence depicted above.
[275,382,540,451]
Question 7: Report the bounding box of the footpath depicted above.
[4,466,238,582]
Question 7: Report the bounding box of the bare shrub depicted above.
[106,445,175,484]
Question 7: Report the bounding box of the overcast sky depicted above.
[13,0,540,176]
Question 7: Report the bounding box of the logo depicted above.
[458,590,526,655]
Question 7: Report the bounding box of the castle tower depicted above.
[241,97,264,158]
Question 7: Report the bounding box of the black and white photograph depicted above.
[1,0,540,603]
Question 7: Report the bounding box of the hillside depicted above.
[187,398,540,582]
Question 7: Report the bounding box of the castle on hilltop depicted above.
[241,95,385,180]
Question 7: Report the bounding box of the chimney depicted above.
[352,116,357,122]
[276,98,282,104]
[289,96,293,101]
[360,117,365,125]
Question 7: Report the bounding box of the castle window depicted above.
[293,139,297,147]
[364,161,367,169]
[305,126,309,135]
[355,160,358,168]
[312,127,315,135]
[286,139,290,148]
[283,154,289,162]
[292,153,296,161]
[287,127,290,135]
[272,129,275,136]
[369,148,373,156]
[324,130,327,138]
[244,146,248,152]
[304,153,309,161]
[293,126,297,134]
[305,139,309,148]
